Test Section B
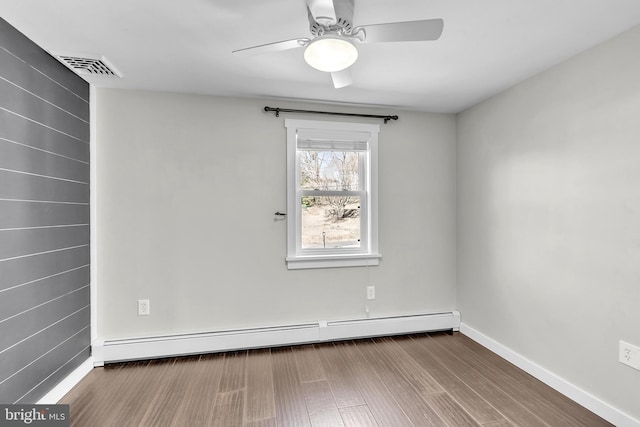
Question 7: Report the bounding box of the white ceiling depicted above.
[3,0,640,113]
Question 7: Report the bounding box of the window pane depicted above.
[301,196,360,249]
[299,151,360,191]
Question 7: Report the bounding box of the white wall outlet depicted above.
[619,340,640,370]
[138,299,150,316]
[366,286,375,300]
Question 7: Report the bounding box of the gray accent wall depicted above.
[0,18,90,403]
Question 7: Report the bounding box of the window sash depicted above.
[298,149,364,191]
[295,146,367,255]
[296,190,368,255]
[298,190,363,197]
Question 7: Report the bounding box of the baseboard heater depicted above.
[92,311,460,366]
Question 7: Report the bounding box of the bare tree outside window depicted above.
[299,150,361,248]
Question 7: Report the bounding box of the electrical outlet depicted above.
[619,340,640,370]
[138,299,150,316]
[366,286,375,300]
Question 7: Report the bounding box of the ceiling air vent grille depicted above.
[52,52,122,77]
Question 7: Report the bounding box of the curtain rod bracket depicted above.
[264,106,398,123]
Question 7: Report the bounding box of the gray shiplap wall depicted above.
[0,18,90,403]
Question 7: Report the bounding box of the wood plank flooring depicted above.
[60,332,612,426]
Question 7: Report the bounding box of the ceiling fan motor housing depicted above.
[308,0,355,36]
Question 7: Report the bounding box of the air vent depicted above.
[51,52,122,77]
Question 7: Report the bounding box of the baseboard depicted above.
[36,358,93,404]
[460,323,640,427]
[93,311,460,365]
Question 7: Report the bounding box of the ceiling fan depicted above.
[232,0,444,88]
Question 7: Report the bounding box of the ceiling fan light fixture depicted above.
[304,35,358,72]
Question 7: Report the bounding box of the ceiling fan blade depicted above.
[331,68,352,88]
[359,19,444,43]
[306,0,337,25]
[232,38,309,55]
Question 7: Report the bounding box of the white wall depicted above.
[457,25,640,421]
[95,91,457,339]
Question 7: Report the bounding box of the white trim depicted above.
[285,119,380,269]
[90,84,98,345]
[36,358,93,404]
[460,323,640,427]
[93,311,460,365]
[286,253,381,269]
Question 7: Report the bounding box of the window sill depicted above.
[286,253,381,270]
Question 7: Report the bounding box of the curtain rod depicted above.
[264,106,398,123]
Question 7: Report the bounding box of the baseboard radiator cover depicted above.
[93,311,460,366]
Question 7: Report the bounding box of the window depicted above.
[285,119,380,269]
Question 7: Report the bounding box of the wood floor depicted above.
[60,332,611,426]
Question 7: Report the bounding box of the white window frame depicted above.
[285,119,381,269]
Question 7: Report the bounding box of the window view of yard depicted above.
[301,197,360,248]
[299,150,362,249]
